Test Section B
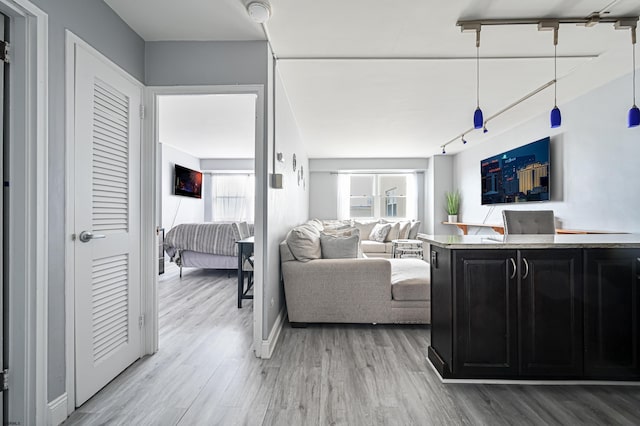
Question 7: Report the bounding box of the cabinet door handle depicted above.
[522,257,530,279]
[509,257,517,280]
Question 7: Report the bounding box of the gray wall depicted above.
[307,158,429,230]
[264,60,309,338]
[26,0,145,402]
[145,41,267,87]
[453,72,640,234]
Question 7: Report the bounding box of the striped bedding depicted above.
[164,223,244,266]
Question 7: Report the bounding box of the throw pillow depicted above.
[408,220,421,239]
[322,227,360,238]
[354,220,378,240]
[320,233,359,259]
[398,221,411,239]
[369,223,392,242]
[286,223,322,262]
[384,222,401,242]
[308,218,324,232]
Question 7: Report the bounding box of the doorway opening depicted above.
[145,86,265,359]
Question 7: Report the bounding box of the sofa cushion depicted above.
[322,219,352,230]
[384,221,401,242]
[398,221,411,239]
[389,259,430,301]
[354,220,378,239]
[308,218,324,231]
[286,224,322,262]
[369,223,392,242]
[361,240,387,253]
[320,233,359,259]
[408,220,421,239]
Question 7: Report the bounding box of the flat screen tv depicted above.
[174,164,202,199]
[481,137,550,205]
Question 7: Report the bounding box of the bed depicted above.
[164,222,253,276]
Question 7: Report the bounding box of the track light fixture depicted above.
[472,27,483,129]
[441,146,446,155]
[628,25,639,127]
[461,135,467,144]
[456,14,640,135]
[539,21,562,128]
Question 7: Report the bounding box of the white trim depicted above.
[64,30,144,414]
[427,358,640,386]
[260,308,285,359]
[47,393,68,426]
[0,0,48,424]
[144,85,265,358]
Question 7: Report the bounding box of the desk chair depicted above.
[502,210,556,235]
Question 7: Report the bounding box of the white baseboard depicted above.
[48,393,68,426]
[260,308,286,359]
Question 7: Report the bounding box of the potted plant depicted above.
[445,190,461,223]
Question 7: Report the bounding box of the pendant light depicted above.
[629,25,640,128]
[473,28,484,129]
[550,25,562,128]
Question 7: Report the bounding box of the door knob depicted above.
[78,231,106,243]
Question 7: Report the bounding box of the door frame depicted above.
[143,85,265,358]
[0,0,48,424]
[64,30,144,415]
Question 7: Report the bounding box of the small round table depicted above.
[391,239,424,259]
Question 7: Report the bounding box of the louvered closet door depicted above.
[74,45,142,406]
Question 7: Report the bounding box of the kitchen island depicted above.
[418,233,640,382]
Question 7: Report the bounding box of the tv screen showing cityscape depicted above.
[481,137,550,205]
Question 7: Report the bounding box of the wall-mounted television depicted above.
[481,137,550,205]
[174,164,202,199]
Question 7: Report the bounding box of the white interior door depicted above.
[73,45,142,406]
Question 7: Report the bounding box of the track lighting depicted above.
[458,16,640,131]
[442,146,446,154]
[461,135,467,144]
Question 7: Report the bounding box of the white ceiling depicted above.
[158,94,256,159]
[107,0,640,157]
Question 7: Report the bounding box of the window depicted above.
[338,173,418,220]
[211,174,255,222]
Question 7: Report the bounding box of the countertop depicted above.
[417,233,640,249]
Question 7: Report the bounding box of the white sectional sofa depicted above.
[352,219,421,258]
[279,219,430,325]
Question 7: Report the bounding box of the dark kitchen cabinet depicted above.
[584,249,640,379]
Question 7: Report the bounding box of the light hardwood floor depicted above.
[65,263,640,425]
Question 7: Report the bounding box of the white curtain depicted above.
[336,173,350,220]
[211,174,255,222]
[406,173,418,220]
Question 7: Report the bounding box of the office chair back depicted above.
[502,210,556,235]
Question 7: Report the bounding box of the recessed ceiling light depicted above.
[247,1,271,24]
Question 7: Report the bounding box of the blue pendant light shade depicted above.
[551,106,562,128]
[630,105,640,127]
[473,107,484,129]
